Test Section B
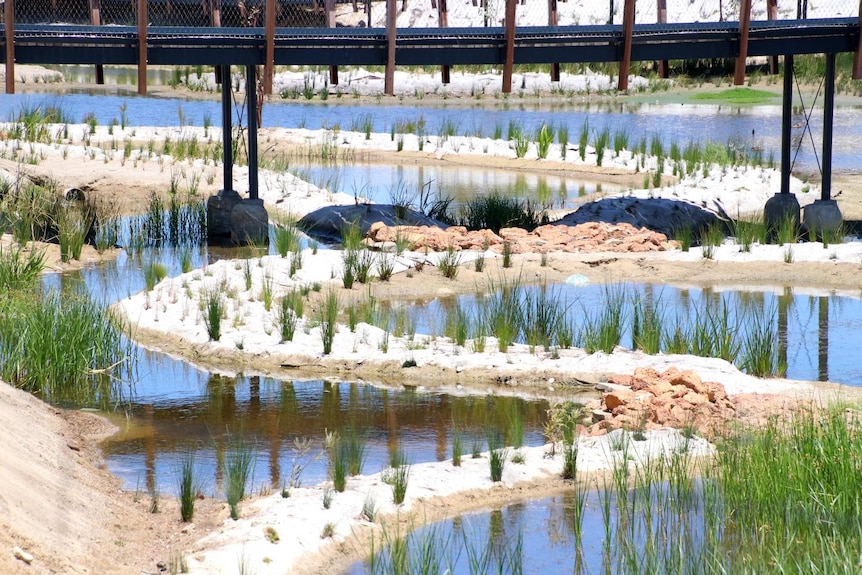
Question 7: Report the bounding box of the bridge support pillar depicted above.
[766,53,800,233]
[803,52,843,238]
[207,65,268,245]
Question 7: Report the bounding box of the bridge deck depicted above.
[3,19,860,67]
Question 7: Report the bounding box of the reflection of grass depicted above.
[363,406,862,574]
[692,87,776,104]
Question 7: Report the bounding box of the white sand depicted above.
[185,428,711,575]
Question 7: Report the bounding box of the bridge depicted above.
[2,0,861,241]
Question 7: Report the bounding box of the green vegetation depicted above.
[691,87,777,104]
[224,433,255,520]
[200,286,224,341]
[0,280,134,405]
[177,448,202,523]
[319,288,339,354]
[457,193,548,234]
[382,450,410,505]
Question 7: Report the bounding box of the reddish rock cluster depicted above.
[365,221,676,254]
[586,367,736,437]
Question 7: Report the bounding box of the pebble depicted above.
[12,546,33,564]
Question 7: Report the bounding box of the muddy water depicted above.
[100,375,549,496]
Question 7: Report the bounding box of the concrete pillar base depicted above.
[802,199,843,239]
[207,189,243,239]
[230,199,269,246]
[764,193,800,235]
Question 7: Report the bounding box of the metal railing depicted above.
[7,0,859,28]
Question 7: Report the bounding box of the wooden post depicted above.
[734,0,752,85]
[137,0,147,95]
[325,0,338,85]
[657,0,668,78]
[384,0,396,95]
[548,0,559,82]
[439,0,450,84]
[4,0,13,95]
[265,0,275,94]
[89,0,105,84]
[853,0,862,79]
[501,0,516,93]
[767,0,779,74]
[210,0,222,85]
[618,0,635,91]
[211,0,222,26]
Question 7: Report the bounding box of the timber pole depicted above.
[137,0,147,95]
[853,0,862,79]
[90,0,104,84]
[548,0,559,82]
[5,0,13,95]
[734,0,751,85]
[618,0,635,91]
[384,0,396,95]
[439,0,450,84]
[502,0,516,93]
[265,0,274,94]
[767,0,779,74]
[657,0,668,78]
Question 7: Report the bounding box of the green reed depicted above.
[224,433,255,520]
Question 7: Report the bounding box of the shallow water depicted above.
[346,485,709,575]
[399,282,862,385]
[41,244,549,495]
[100,376,549,497]
[40,231,861,496]
[296,162,621,208]
[2,90,861,174]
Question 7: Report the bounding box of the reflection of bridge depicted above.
[2,0,861,239]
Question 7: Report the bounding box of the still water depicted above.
[2,89,861,174]
[396,282,862,385]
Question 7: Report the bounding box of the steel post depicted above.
[822,52,835,201]
[222,65,233,192]
[781,54,793,195]
[246,65,259,200]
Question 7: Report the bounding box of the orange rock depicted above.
[604,390,634,411]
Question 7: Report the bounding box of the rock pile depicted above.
[586,367,736,436]
[365,221,677,254]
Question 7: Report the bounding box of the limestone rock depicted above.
[589,366,735,436]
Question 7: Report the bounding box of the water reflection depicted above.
[408,283,862,385]
[299,163,620,208]
[4,91,862,172]
[102,376,549,495]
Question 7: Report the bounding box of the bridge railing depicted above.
[6,0,860,28]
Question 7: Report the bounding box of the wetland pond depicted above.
[45,240,862,500]
[12,83,862,573]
